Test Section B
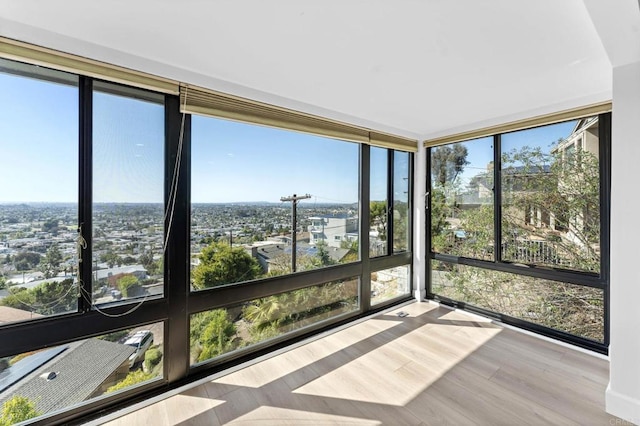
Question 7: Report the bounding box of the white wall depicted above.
[606,60,640,424]
[413,145,427,301]
[582,0,640,422]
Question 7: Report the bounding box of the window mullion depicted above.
[79,76,93,313]
[494,134,502,264]
[387,150,395,255]
[360,143,371,312]
[165,97,191,383]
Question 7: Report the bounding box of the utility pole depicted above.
[280,193,311,272]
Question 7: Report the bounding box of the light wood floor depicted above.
[100,302,624,426]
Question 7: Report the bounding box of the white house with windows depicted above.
[553,116,600,161]
[308,215,358,248]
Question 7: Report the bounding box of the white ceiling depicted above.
[1,0,635,140]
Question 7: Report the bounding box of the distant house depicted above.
[308,215,358,248]
[551,116,600,248]
[247,241,349,274]
[95,264,147,284]
[552,116,599,161]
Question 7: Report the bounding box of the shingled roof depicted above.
[0,338,135,414]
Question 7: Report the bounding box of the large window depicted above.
[190,115,360,289]
[393,151,410,253]
[501,119,601,273]
[0,59,79,324]
[371,265,410,306]
[370,149,411,257]
[190,278,359,364]
[92,82,165,305]
[429,114,609,352]
[0,323,164,424]
[0,53,413,425]
[432,260,603,342]
[370,147,388,257]
[430,137,494,260]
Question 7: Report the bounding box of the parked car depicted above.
[124,330,153,368]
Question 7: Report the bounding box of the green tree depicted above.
[430,144,470,254]
[0,287,35,313]
[138,250,154,268]
[106,370,155,393]
[242,279,358,343]
[190,309,237,362]
[13,252,41,272]
[1,279,76,316]
[100,250,119,268]
[370,200,388,240]
[431,144,469,187]
[0,395,40,426]
[41,244,63,278]
[143,347,163,373]
[42,219,59,233]
[146,259,162,276]
[192,242,261,290]
[499,146,600,271]
[116,275,141,298]
[392,200,409,251]
[315,241,335,267]
[30,279,76,315]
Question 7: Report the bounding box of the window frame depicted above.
[426,113,611,354]
[0,56,414,424]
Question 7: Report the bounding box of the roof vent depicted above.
[40,371,57,381]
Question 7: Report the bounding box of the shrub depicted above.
[116,275,142,298]
[143,347,162,372]
[106,370,154,393]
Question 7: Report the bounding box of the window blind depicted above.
[181,85,418,152]
[0,37,179,95]
[424,101,612,147]
[0,37,417,152]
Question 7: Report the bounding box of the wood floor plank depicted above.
[98,302,621,426]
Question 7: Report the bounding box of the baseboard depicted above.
[606,384,640,425]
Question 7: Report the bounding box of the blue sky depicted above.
[93,90,164,203]
[453,120,577,189]
[1,72,78,203]
[1,67,372,204]
[4,65,572,204]
[191,115,362,204]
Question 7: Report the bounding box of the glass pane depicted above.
[431,260,604,342]
[393,151,410,252]
[430,137,494,259]
[92,82,165,305]
[191,116,359,290]
[0,59,79,324]
[501,118,600,273]
[190,277,359,364]
[370,147,388,257]
[371,265,410,305]
[0,323,163,423]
